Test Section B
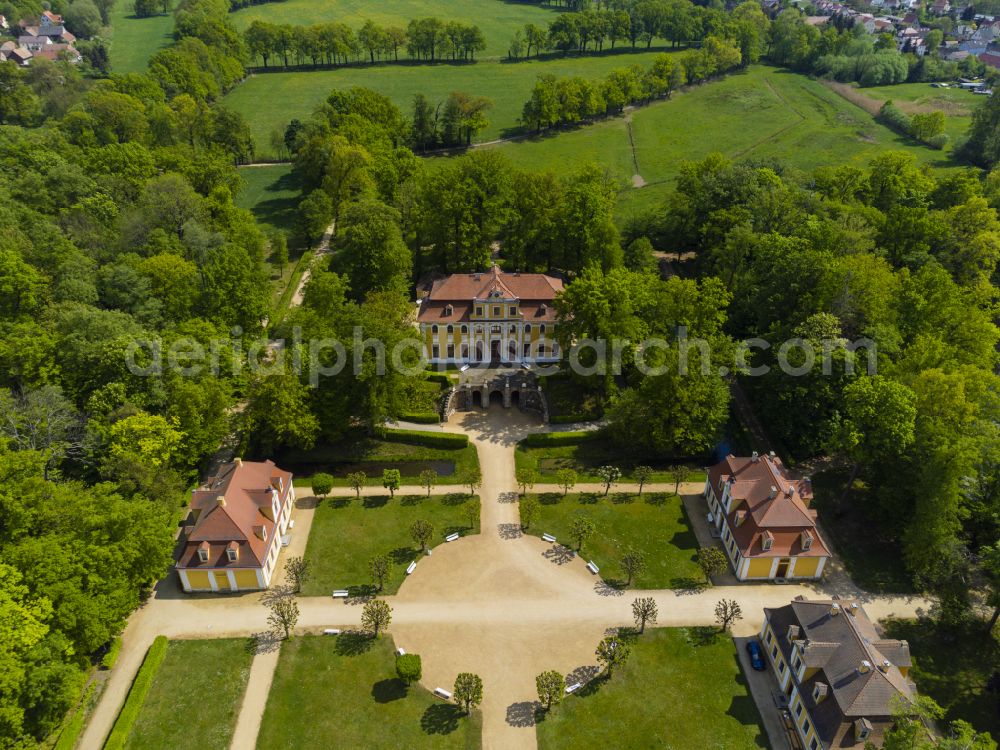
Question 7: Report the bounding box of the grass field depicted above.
[257,634,481,749]
[514,438,707,485]
[123,639,253,750]
[236,164,302,242]
[230,0,561,59]
[108,2,173,74]
[279,436,479,487]
[535,628,767,749]
[224,51,673,159]
[523,491,705,589]
[301,492,478,596]
[487,65,966,220]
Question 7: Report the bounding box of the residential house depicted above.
[704,452,830,580]
[176,458,294,593]
[930,0,951,14]
[418,264,564,366]
[979,49,1000,68]
[760,598,916,749]
[17,35,50,52]
[2,45,31,65]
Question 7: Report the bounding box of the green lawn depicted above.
[809,469,915,594]
[523,491,705,589]
[535,628,767,749]
[485,65,965,218]
[280,436,479,487]
[123,639,254,750]
[108,2,173,74]
[236,164,302,244]
[224,51,674,159]
[515,438,707,486]
[257,634,481,750]
[883,618,1000,742]
[230,0,561,60]
[301,492,479,596]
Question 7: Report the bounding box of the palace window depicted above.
[509,306,517,316]
[432,345,439,359]
[461,325,468,334]
[524,324,532,333]
[540,324,546,334]
[523,343,530,357]
[447,344,455,358]
[446,324,453,334]
[431,325,438,334]
[476,306,483,316]
[493,306,501,317]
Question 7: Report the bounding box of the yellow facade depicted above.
[234,569,260,589]
[789,691,821,749]
[746,558,773,578]
[186,570,211,590]
[792,556,820,578]
[212,571,230,590]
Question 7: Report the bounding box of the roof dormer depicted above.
[226,541,239,562]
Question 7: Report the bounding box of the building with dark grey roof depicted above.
[760,597,916,749]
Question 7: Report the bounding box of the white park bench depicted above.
[323,628,341,636]
[434,688,453,700]
[332,589,349,598]
[586,561,600,575]
[542,533,556,543]
[565,682,582,694]
[406,561,417,575]
[445,532,460,542]
[396,647,406,656]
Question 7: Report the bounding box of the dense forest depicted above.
[0,0,999,745]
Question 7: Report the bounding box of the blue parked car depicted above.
[746,640,766,671]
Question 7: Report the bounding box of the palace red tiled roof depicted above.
[417,265,563,323]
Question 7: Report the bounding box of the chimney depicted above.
[751,451,759,462]
[849,602,859,617]
[877,659,891,673]
[859,660,872,674]
[831,603,841,617]
[216,495,226,507]
[235,457,242,467]
[769,485,778,499]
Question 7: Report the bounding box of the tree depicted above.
[284,556,310,594]
[347,471,367,499]
[463,501,480,530]
[516,467,537,496]
[595,634,630,678]
[65,0,103,38]
[980,542,1000,632]
[597,465,621,496]
[620,548,646,586]
[453,672,483,714]
[396,653,422,685]
[334,200,412,299]
[419,469,437,497]
[669,465,692,495]
[632,597,658,633]
[520,495,540,530]
[271,233,288,272]
[266,592,299,639]
[556,468,577,497]
[361,599,392,637]
[311,472,334,499]
[697,548,728,581]
[370,554,391,591]
[570,515,596,552]
[461,467,482,496]
[535,670,565,710]
[411,93,437,152]
[382,468,401,498]
[410,519,435,551]
[715,599,743,632]
[633,466,653,495]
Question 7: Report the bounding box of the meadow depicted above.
[108,2,173,74]
[224,50,673,159]
[229,0,561,59]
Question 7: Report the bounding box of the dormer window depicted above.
[801,530,813,551]
[198,545,209,563]
[812,682,829,703]
[227,543,239,562]
[445,304,454,316]
[855,718,872,741]
[762,531,774,551]
[786,624,800,642]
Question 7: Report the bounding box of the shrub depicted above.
[926,133,950,150]
[396,653,422,684]
[376,427,469,449]
[399,412,440,424]
[104,636,169,750]
[521,431,598,448]
[878,101,910,134]
[101,636,123,670]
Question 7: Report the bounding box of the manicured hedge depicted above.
[101,636,123,670]
[54,683,96,750]
[104,636,169,750]
[521,430,598,447]
[376,427,469,449]
[399,412,441,424]
[423,373,451,387]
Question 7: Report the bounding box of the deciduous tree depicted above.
[362,598,392,637]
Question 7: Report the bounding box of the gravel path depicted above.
[79,408,932,750]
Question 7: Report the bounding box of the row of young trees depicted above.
[509,0,765,58]
[521,38,740,131]
[244,17,486,69]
